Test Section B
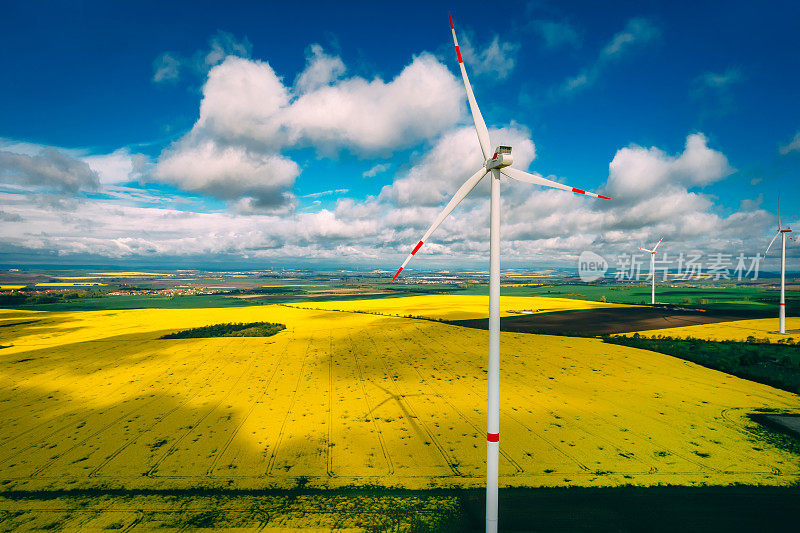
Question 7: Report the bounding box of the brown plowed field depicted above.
[449,307,751,336]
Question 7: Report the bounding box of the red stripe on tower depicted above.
[411,241,424,255]
[487,433,499,442]
[572,187,586,195]
[780,302,786,306]
[392,267,403,281]
[456,45,463,63]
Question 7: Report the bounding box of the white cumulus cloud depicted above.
[191,51,463,154]
[83,148,148,184]
[295,44,346,93]
[153,48,466,210]
[155,139,300,209]
[0,148,99,193]
[196,56,290,144]
[605,133,734,202]
[281,52,463,154]
[381,125,536,207]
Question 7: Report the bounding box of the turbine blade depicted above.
[764,231,781,258]
[393,167,488,280]
[500,167,611,199]
[778,192,782,230]
[449,13,492,160]
[652,237,664,252]
[638,247,652,253]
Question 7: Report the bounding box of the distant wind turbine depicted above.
[392,13,610,533]
[764,196,793,334]
[638,237,663,305]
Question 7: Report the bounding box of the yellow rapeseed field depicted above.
[262,284,328,287]
[630,317,800,342]
[288,294,634,321]
[88,272,165,277]
[34,282,108,287]
[0,299,797,494]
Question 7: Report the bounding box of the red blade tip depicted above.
[392,267,403,281]
[449,12,454,29]
[598,194,611,200]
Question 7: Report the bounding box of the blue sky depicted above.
[0,0,798,270]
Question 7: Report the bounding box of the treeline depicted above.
[0,290,105,306]
[603,334,800,394]
[160,322,286,339]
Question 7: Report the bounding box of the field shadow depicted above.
[1,485,799,532]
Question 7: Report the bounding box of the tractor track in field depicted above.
[326,330,334,478]
[369,325,524,475]
[30,342,233,479]
[0,342,222,471]
[359,329,465,476]
[0,341,129,404]
[406,322,574,474]
[409,321,719,476]
[465,322,785,475]
[344,331,395,476]
[490,347,717,475]
[265,333,315,477]
[0,338,206,428]
[455,319,793,477]
[85,341,239,478]
[146,342,260,478]
[206,336,291,477]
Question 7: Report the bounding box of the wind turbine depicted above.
[638,237,663,305]
[764,197,793,334]
[392,13,610,533]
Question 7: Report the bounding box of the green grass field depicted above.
[604,335,800,394]
[454,284,797,315]
[2,294,263,311]
[0,289,419,312]
[4,278,797,315]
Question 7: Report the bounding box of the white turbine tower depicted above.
[392,14,610,533]
[764,197,793,334]
[638,237,663,305]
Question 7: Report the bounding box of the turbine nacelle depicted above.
[485,146,513,170]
